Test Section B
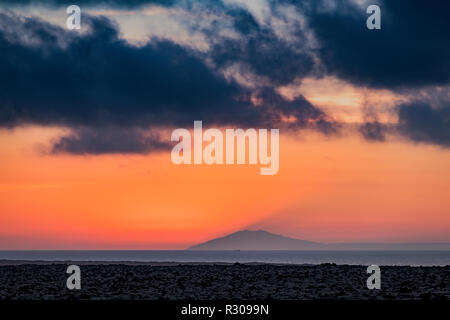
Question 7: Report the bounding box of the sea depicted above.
[0,250,449,266]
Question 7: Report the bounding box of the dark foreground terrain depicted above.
[0,262,448,299]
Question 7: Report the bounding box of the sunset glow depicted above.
[1,0,450,250]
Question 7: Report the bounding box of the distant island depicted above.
[188,230,450,251]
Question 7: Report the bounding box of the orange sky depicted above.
[1,1,450,250]
[1,124,449,249]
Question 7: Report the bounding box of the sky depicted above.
[0,0,449,249]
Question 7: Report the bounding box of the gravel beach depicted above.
[0,262,448,300]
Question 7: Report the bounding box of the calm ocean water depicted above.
[0,250,449,266]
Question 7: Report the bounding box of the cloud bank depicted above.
[1,0,450,153]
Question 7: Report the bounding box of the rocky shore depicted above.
[0,262,448,300]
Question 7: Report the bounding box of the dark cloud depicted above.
[359,121,386,142]
[0,0,174,8]
[304,0,450,89]
[0,13,256,128]
[200,0,450,90]
[0,12,332,154]
[208,8,315,86]
[3,1,449,151]
[6,0,450,90]
[253,87,337,133]
[52,127,171,155]
[3,1,318,86]
[398,102,450,147]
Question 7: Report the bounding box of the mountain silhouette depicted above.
[188,230,324,250]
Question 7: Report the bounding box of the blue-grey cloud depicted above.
[359,121,386,142]
[0,12,333,154]
[5,0,450,89]
[2,0,450,151]
[207,8,316,86]
[51,126,172,155]
[0,0,174,8]
[398,102,450,147]
[304,0,450,88]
